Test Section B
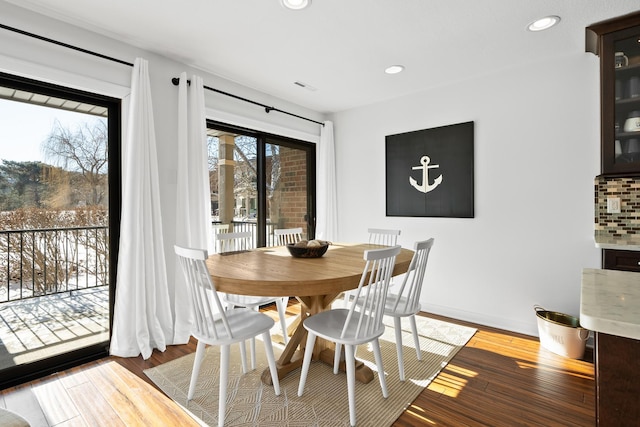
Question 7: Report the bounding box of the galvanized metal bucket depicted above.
[534,305,589,359]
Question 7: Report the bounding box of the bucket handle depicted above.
[578,328,589,341]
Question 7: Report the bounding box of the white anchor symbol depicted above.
[409,155,443,193]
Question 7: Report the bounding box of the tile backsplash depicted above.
[595,176,640,240]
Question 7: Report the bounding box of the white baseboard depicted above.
[420,302,539,337]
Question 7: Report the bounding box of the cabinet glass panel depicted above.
[614,35,640,165]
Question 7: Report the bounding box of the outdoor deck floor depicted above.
[0,287,109,371]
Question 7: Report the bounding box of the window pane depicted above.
[207,124,314,248]
[207,131,258,247]
[0,91,109,373]
[233,135,258,220]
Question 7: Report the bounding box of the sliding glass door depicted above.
[0,72,120,388]
[207,122,315,247]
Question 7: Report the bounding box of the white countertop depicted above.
[580,268,640,340]
[594,233,640,251]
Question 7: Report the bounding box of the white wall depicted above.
[0,1,324,294]
[0,1,604,337]
[330,53,602,335]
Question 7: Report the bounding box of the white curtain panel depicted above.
[173,73,213,343]
[316,121,338,241]
[110,58,173,359]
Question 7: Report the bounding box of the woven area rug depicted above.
[144,316,476,426]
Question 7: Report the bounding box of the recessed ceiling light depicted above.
[280,0,311,10]
[527,15,561,32]
[385,65,405,75]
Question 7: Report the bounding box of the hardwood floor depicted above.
[394,314,595,427]
[0,303,595,426]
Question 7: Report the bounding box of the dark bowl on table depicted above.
[286,242,329,258]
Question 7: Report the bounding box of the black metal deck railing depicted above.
[0,226,108,303]
[0,221,284,303]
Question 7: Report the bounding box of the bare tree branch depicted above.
[42,119,108,206]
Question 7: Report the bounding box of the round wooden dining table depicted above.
[206,242,414,385]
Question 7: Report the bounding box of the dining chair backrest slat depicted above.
[215,231,252,253]
[174,245,231,340]
[368,228,401,246]
[342,245,401,340]
[274,227,303,246]
[211,224,230,253]
[392,238,434,313]
[341,228,401,309]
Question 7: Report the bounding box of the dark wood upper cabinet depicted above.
[587,12,640,176]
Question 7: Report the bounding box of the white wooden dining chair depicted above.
[210,223,230,254]
[272,227,301,329]
[356,238,434,381]
[273,227,303,246]
[343,227,402,307]
[216,231,289,370]
[298,245,401,427]
[174,245,281,427]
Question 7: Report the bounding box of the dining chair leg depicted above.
[409,315,422,360]
[249,337,258,370]
[371,338,388,398]
[297,332,317,396]
[218,344,229,427]
[249,307,260,370]
[239,340,248,374]
[345,344,357,427]
[188,340,207,400]
[276,297,289,344]
[224,302,247,373]
[218,344,230,427]
[393,317,406,381]
[333,342,342,374]
[261,331,281,396]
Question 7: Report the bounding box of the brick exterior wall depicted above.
[270,146,308,237]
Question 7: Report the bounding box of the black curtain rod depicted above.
[171,77,324,127]
[0,22,134,67]
[0,23,323,127]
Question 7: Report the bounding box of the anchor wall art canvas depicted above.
[385,121,474,218]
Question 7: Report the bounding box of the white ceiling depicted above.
[6,0,640,114]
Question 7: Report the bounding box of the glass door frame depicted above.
[207,120,317,247]
[0,72,121,389]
